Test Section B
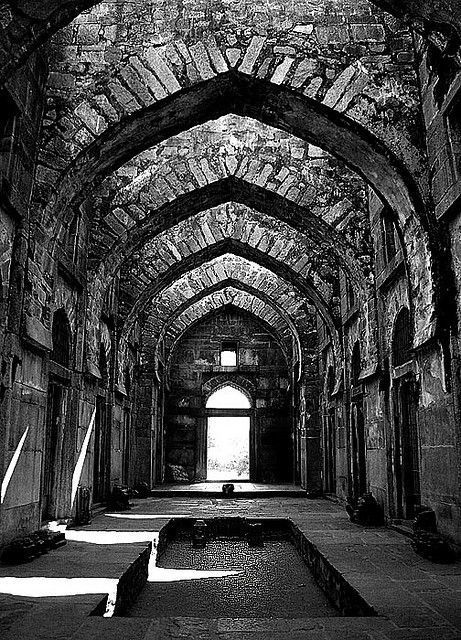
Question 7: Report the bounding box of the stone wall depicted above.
[0,54,50,546]
[416,30,461,540]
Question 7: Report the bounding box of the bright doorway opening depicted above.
[206,386,250,481]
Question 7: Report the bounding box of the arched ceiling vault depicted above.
[144,276,316,360]
[115,205,337,336]
[140,280,306,375]
[150,279,307,358]
[165,301,293,377]
[111,216,341,332]
[109,243,342,376]
[24,2,437,346]
[44,72,427,247]
[88,183,369,327]
[135,255,326,343]
[162,296,297,378]
[1,0,459,89]
[61,71,434,345]
[0,0,451,356]
[103,115,367,217]
[86,116,369,279]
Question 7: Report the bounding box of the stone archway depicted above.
[47,71,427,243]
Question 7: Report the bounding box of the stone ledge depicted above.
[22,315,52,352]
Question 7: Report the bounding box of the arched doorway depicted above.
[93,343,111,503]
[323,366,337,494]
[350,343,367,502]
[205,385,251,481]
[391,308,420,519]
[42,309,71,521]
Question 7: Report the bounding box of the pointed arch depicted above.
[149,279,305,374]
[48,72,428,248]
[91,177,369,309]
[206,384,252,410]
[115,241,341,371]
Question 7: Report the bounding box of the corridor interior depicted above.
[1,0,461,637]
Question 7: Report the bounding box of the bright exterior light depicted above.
[149,567,241,582]
[221,349,237,366]
[206,385,250,481]
[71,407,96,508]
[1,426,29,504]
[0,576,119,617]
[206,386,250,409]
[207,417,250,480]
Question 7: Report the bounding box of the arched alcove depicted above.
[43,308,73,521]
[392,307,413,367]
[51,309,71,368]
[390,306,420,519]
[350,341,366,501]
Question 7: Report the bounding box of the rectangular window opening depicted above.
[220,341,238,366]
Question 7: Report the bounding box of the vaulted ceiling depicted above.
[2,0,450,377]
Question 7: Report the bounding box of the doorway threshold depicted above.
[150,482,306,498]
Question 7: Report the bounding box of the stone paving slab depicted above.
[0,537,151,639]
[0,497,460,639]
[152,483,303,491]
[71,617,154,640]
[150,483,306,498]
[1,600,100,640]
[66,616,411,640]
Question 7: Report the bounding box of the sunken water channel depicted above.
[118,518,375,619]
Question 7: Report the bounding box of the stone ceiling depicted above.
[2,0,459,83]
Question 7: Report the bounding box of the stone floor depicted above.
[150,483,305,497]
[0,495,460,639]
